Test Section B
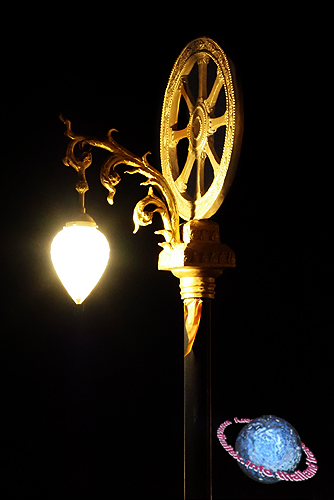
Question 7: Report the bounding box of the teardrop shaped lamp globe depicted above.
[51,221,110,304]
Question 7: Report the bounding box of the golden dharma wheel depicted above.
[160,37,243,221]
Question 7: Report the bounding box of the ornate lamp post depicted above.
[51,37,243,499]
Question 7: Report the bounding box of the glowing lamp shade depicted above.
[51,223,110,304]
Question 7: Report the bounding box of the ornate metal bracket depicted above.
[60,115,181,247]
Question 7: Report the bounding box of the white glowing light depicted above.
[51,223,110,304]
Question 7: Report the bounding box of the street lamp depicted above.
[51,37,243,499]
[50,153,110,305]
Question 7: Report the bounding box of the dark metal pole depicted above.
[184,298,212,500]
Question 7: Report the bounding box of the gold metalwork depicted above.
[60,116,92,217]
[60,115,181,247]
[158,219,235,299]
[160,37,243,221]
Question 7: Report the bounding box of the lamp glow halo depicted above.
[160,37,243,221]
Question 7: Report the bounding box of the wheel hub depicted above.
[189,103,208,152]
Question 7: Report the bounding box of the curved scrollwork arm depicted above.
[133,186,176,247]
[60,116,181,246]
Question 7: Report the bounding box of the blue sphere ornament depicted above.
[235,415,302,483]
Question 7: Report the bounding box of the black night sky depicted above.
[1,10,330,500]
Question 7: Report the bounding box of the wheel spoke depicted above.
[181,76,195,113]
[196,152,206,199]
[209,113,227,133]
[205,73,224,112]
[175,149,196,193]
[172,127,188,144]
[205,140,220,174]
[198,56,209,100]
